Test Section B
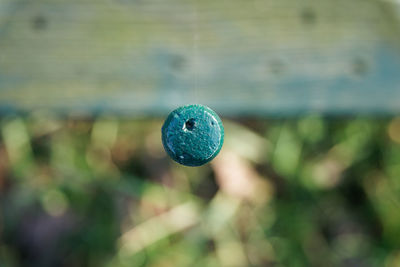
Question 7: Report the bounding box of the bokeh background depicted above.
[1,116,400,267]
[2,0,400,266]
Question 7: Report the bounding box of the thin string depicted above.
[192,0,199,103]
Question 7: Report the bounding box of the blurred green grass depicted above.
[0,114,400,267]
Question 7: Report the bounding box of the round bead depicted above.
[161,104,224,167]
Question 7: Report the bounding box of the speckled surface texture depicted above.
[161,105,224,167]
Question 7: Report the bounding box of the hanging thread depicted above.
[192,0,199,102]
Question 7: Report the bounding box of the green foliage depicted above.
[0,114,399,267]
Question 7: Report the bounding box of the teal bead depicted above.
[161,104,224,167]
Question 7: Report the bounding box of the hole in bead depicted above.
[184,118,196,131]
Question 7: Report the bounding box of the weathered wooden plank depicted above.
[0,0,400,115]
